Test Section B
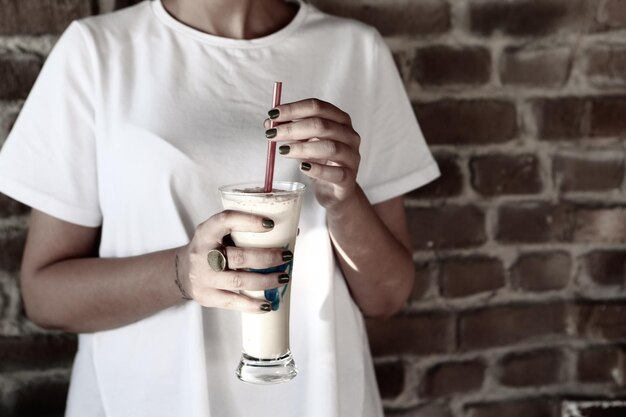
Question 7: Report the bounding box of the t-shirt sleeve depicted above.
[357,29,439,205]
[0,21,101,227]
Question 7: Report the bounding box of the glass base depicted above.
[236,351,297,385]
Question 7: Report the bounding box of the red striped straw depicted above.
[264,81,282,193]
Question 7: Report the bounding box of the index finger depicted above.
[269,98,351,126]
[198,210,274,246]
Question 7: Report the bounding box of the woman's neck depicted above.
[161,0,298,39]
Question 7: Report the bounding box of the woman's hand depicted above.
[177,210,292,313]
[264,98,361,209]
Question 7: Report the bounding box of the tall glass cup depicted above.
[219,181,305,384]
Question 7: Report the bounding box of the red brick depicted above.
[586,45,626,87]
[411,262,433,301]
[440,256,505,298]
[0,0,93,35]
[407,206,486,250]
[574,208,626,244]
[590,97,626,137]
[470,154,542,196]
[422,360,485,398]
[498,348,564,387]
[535,96,626,140]
[0,54,42,100]
[498,205,626,245]
[366,313,454,356]
[412,46,491,86]
[374,361,404,399]
[501,46,572,87]
[459,303,567,350]
[597,0,626,29]
[511,251,570,292]
[553,154,624,192]
[584,250,626,286]
[0,336,77,372]
[577,302,626,341]
[469,0,573,36]
[496,203,575,243]
[466,398,560,417]
[408,154,463,199]
[577,345,625,384]
[414,100,517,145]
[0,228,27,271]
[0,194,29,217]
[310,0,450,36]
[533,97,588,140]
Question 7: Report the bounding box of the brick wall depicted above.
[1,0,625,416]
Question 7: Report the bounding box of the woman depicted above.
[0,0,439,415]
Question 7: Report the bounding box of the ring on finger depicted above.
[207,246,228,272]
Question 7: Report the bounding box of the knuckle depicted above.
[311,117,323,131]
[316,117,330,132]
[340,169,348,183]
[284,121,294,135]
[219,210,234,223]
[267,250,280,265]
[323,140,337,155]
[229,273,243,289]
[309,98,322,113]
[230,247,245,267]
[222,296,235,309]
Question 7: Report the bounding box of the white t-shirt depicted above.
[0,1,439,416]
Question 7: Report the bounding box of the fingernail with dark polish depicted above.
[262,218,274,229]
[278,274,290,284]
[268,109,280,119]
[265,128,277,139]
[260,303,272,312]
[301,162,311,171]
[279,145,290,155]
[282,250,293,261]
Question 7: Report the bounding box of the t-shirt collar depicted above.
[151,0,308,48]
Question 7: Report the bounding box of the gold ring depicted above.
[207,247,227,272]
